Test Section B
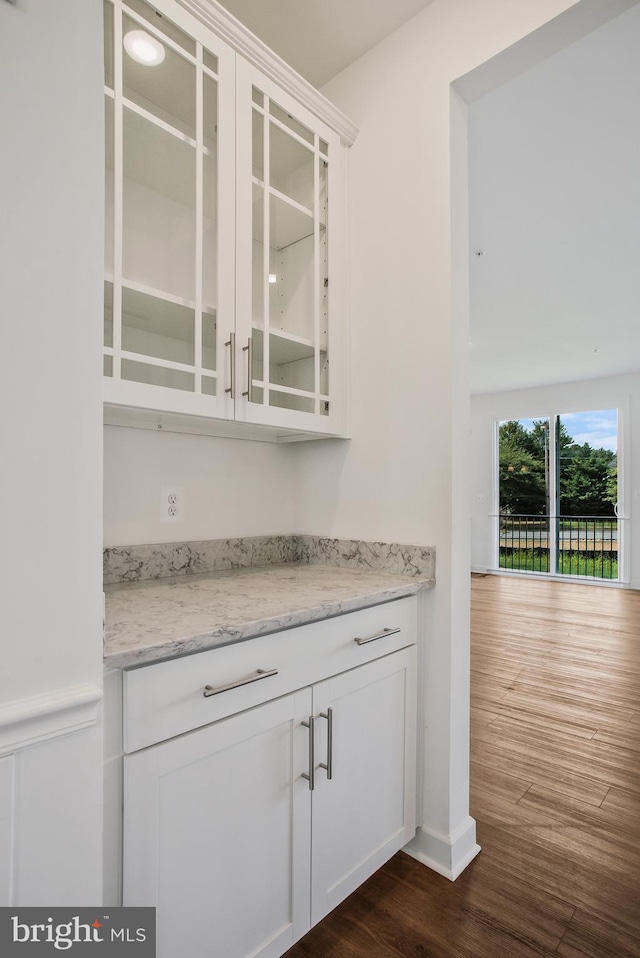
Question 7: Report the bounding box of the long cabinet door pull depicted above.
[301,716,315,791]
[203,667,278,698]
[319,707,333,780]
[242,337,254,402]
[354,627,401,646]
[224,332,236,398]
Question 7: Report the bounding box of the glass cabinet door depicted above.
[103,0,235,416]
[236,61,344,432]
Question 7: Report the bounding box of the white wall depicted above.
[289,0,629,878]
[104,426,296,546]
[471,373,639,585]
[0,0,104,903]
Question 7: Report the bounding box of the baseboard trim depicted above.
[404,816,481,881]
[0,684,102,758]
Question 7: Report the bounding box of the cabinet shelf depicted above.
[105,86,217,157]
[106,277,216,317]
[252,327,325,366]
[252,182,321,251]
[105,280,217,378]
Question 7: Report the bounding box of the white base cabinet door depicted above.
[310,647,417,925]
[123,689,313,958]
[121,606,418,958]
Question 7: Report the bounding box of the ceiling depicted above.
[468,3,640,395]
[213,0,434,87]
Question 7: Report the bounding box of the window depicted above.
[496,410,620,580]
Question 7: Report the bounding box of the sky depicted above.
[505,409,618,453]
[560,409,617,453]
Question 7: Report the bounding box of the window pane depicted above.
[556,410,618,580]
[203,73,218,150]
[121,287,195,365]
[269,101,313,145]
[252,183,265,332]
[203,150,217,309]
[498,418,550,574]
[269,124,314,208]
[270,193,313,341]
[121,359,194,392]
[122,108,196,300]
[104,0,114,89]
[203,49,218,74]
[125,0,195,55]
[319,158,328,373]
[252,108,264,180]
[201,376,216,396]
[202,311,217,371]
[123,14,196,137]
[268,333,314,393]
[104,281,114,348]
[105,95,115,278]
[268,392,314,413]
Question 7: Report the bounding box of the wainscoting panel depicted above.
[0,685,103,906]
[0,754,14,906]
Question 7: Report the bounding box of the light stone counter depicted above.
[104,563,434,670]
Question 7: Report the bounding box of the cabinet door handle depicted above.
[354,627,401,646]
[319,707,333,780]
[301,715,315,790]
[242,337,254,402]
[225,332,236,398]
[203,667,278,698]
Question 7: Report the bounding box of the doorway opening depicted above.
[496,409,620,580]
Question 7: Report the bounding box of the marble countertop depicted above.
[104,563,433,670]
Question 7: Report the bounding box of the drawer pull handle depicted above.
[319,707,333,780]
[301,715,315,791]
[203,667,278,698]
[354,627,401,646]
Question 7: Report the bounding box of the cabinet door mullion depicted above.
[112,0,124,377]
[193,41,204,394]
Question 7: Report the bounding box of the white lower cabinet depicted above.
[122,601,417,958]
[310,650,417,926]
[124,689,312,958]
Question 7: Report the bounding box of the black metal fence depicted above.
[499,515,618,580]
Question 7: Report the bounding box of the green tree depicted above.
[559,443,616,517]
[499,421,547,515]
[605,466,618,510]
[499,418,616,517]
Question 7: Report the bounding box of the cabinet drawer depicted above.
[123,596,417,752]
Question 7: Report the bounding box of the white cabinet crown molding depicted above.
[176,0,359,146]
[0,684,102,758]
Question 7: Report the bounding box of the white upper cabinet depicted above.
[104,0,236,422]
[103,0,353,439]
[234,60,345,435]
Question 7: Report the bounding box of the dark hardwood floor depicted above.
[285,574,640,957]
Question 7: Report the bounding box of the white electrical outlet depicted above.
[160,486,185,523]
